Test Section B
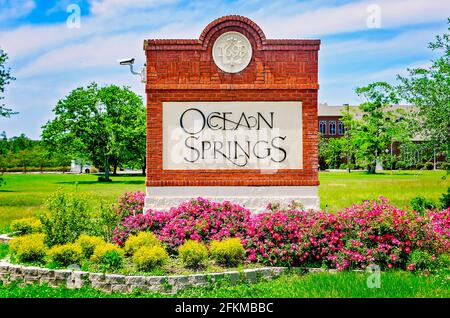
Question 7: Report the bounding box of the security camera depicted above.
[118,57,146,83]
[117,58,135,66]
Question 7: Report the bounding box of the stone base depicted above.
[144,186,320,213]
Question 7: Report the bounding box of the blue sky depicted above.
[0,0,449,139]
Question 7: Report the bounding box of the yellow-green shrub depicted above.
[10,217,42,235]
[132,246,168,271]
[76,235,105,259]
[91,243,124,270]
[209,238,245,266]
[124,232,161,256]
[9,233,47,263]
[178,240,208,268]
[48,243,83,266]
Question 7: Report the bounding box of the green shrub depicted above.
[132,246,169,271]
[88,202,120,242]
[395,161,407,170]
[410,196,437,214]
[9,234,47,263]
[48,243,83,266]
[90,243,124,271]
[209,238,245,267]
[10,217,42,235]
[178,240,208,268]
[124,232,161,256]
[75,235,105,259]
[408,250,440,271]
[39,191,91,246]
[439,187,450,209]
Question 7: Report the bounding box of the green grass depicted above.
[0,173,144,230]
[0,271,448,298]
[0,244,8,259]
[319,170,448,212]
[0,170,448,230]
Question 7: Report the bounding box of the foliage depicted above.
[159,198,251,253]
[112,211,168,247]
[113,198,250,253]
[245,198,450,270]
[318,136,346,169]
[410,196,437,214]
[117,191,145,219]
[353,82,411,173]
[440,187,450,209]
[0,49,16,118]
[39,191,91,246]
[178,240,208,268]
[75,235,105,259]
[0,243,8,259]
[88,201,121,242]
[406,250,439,272]
[124,231,162,256]
[48,243,83,266]
[397,20,450,166]
[132,246,169,271]
[41,83,146,181]
[209,238,245,267]
[0,134,71,173]
[90,243,124,271]
[9,234,47,263]
[10,217,42,235]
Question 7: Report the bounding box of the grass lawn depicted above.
[0,170,448,230]
[319,170,449,212]
[0,271,448,298]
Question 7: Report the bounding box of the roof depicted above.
[318,103,423,141]
[318,103,417,117]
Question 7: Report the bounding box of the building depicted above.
[318,103,419,139]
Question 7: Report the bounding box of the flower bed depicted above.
[113,196,450,272]
[3,194,449,278]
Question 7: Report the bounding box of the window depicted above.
[329,121,336,135]
[338,121,345,135]
[319,121,326,134]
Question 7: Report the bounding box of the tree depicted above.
[397,19,450,167]
[0,49,16,117]
[353,82,411,173]
[340,105,358,172]
[42,83,146,181]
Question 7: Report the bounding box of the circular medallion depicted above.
[212,31,252,73]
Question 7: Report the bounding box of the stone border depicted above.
[0,234,357,294]
[0,260,289,294]
[0,234,13,244]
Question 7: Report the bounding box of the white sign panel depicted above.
[163,101,302,170]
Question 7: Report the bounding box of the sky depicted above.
[0,0,449,139]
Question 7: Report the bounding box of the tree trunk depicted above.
[104,156,110,181]
[142,158,146,176]
[113,162,118,176]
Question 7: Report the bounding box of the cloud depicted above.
[257,0,450,38]
[16,32,146,78]
[1,0,449,137]
[0,0,35,21]
[88,0,177,16]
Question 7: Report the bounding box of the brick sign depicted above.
[144,15,321,212]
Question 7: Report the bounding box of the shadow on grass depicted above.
[0,190,17,193]
[55,180,144,185]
